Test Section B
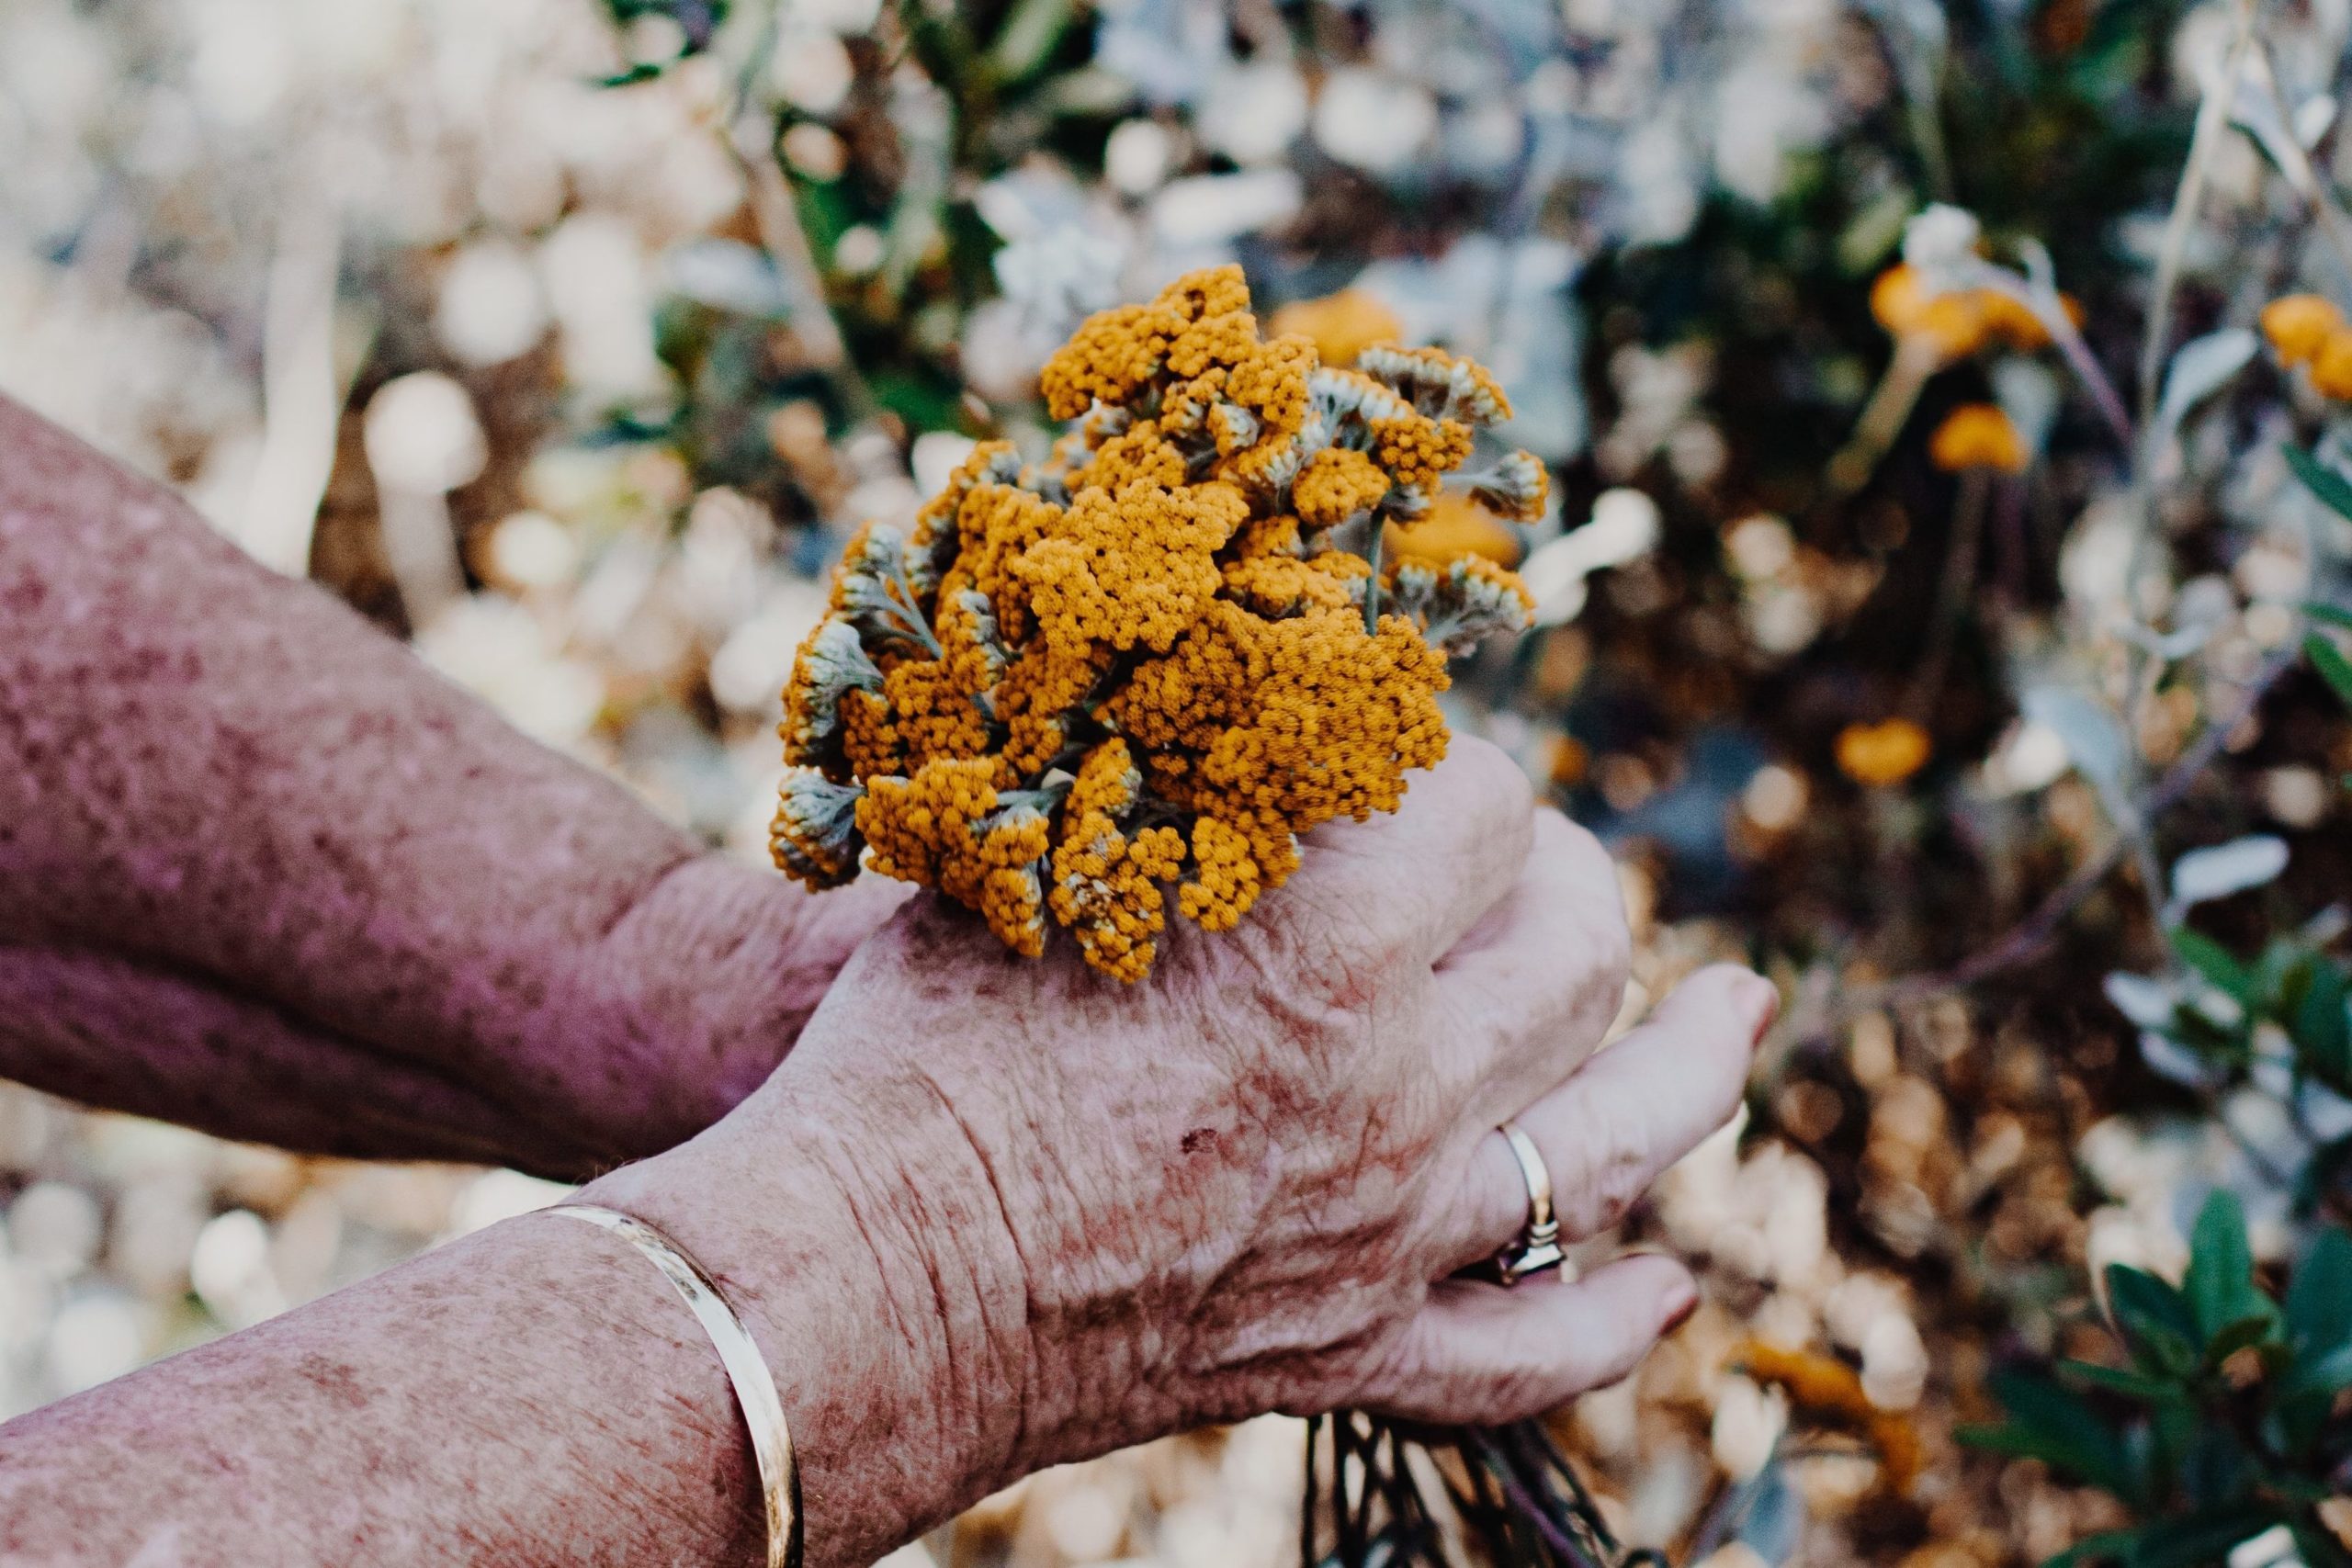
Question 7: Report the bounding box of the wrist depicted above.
[576,1078,1035,1565]
[554,857,913,1168]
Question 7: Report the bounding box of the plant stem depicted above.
[2137,0,2257,434]
[1829,335,1939,495]
[1906,466,1992,717]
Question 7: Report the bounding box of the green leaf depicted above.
[2200,1314,2280,1371]
[2126,1508,2286,1568]
[2287,1229,2352,1359]
[2281,1339,2352,1402]
[2059,1359,2182,1401]
[983,0,1077,84]
[597,62,667,86]
[2171,928,2256,1006]
[2041,1529,2143,1568]
[2291,962,2352,1087]
[2176,1422,2260,1511]
[2311,633,2352,711]
[2308,602,2352,633]
[2184,1191,2267,1345]
[1966,1369,2145,1501]
[2285,444,2352,524]
[2109,1264,2201,1375]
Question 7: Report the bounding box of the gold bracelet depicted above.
[549,1203,802,1568]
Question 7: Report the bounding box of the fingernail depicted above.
[1732,972,1780,1038]
[1659,1280,1700,1334]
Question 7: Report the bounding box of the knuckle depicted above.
[1445,736,1536,840]
[1562,1102,1655,1235]
[1590,919,1634,1006]
[1347,1320,1427,1412]
[1553,917,1633,1046]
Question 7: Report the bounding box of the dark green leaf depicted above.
[2184,1191,2265,1344]
[2041,1529,2143,1568]
[2060,1359,2181,1402]
[2172,928,2256,1007]
[2311,634,2352,711]
[2176,1423,2260,1511]
[2109,1264,2201,1375]
[2281,1339,2352,1402]
[2200,1314,2280,1371]
[1966,1369,2145,1501]
[2287,1229,2352,1359]
[2125,1507,2284,1568]
[2309,602,2352,633]
[2293,962,2352,1087]
[2285,445,2352,524]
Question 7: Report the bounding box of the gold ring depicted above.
[1487,1121,1566,1285]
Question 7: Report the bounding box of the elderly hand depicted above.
[588,738,1771,1565]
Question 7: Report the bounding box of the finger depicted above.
[1361,1255,1698,1424]
[1435,809,1631,1111]
[1296,735,1536,964]
[1446,964,1774,1273]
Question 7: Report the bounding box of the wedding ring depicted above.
[1487,1121,1566,1285]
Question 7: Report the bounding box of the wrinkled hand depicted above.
[588,739,1770,1563]
[549,858,914,1167]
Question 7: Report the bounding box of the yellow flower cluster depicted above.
[2261,293,2352,399]
[773,265,1544,978]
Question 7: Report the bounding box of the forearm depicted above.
[0,1103,1024,1568]
[0,395,883,1174]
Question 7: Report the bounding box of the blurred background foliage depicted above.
[6,0,2352,1562]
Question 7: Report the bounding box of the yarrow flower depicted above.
[2259,293,2342,368]
[2261,293,2352,400]
[1928,403,2029,474]
[1835,717,1932,788]
[772,265,1544,978]
[1870,263,2076,367]
[1268,288,1403,368]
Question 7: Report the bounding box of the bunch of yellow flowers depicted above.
[770,266,1545,979]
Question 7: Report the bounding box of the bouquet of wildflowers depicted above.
[773,268,1641,1566]
[770,265,1544,980]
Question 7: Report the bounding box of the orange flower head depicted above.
[2312,327,2352,401]
[1391,491,1525,570]
[1294,447,1392,528]
[1871,265,1990,363]
[1836,717,1932,787]
[2262,293,2345,368]
[1928,403,2028,474]
[1269,288,1404,367]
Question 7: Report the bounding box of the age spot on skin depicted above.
[294,1353,375,1412]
